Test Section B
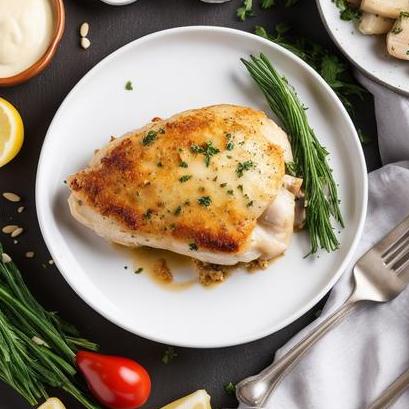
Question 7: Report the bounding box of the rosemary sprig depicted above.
[242,54,344,254]
[254,24,366,115]
[0,243,100,408]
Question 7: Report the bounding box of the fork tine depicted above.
[378,215,409,255]
[384,232,409,266]
[394,251,409,276]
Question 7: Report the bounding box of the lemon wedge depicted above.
[0,97,24,168]
[38,397,66,409]
[161,390,212,409]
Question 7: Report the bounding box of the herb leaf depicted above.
[190,142,220,167]
[198,196,212,207]
[179,175,192,183]
[125,81,133,91]
[237,0,255,21]
[142,130,157,146]
[236,160,255,177]
[260,0,275,8]
[334,0,361,21]
[224,382,236,395]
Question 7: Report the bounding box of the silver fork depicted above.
[236,214,409,408]
[366,367,409,409]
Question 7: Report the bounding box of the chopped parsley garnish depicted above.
[142,130,157,146]
[179,175,192,183]
[225,133,234,151]
[161,347,178,364]
[285,161,297,176]
[189,243,198,251]
[227,190,234,195]
[237,184,243,191]
[174,206,182,216]
[220,183,227,188]
[224,382,236,396]
[236,160,255,177]
[190,141,220,167]
[134,267,143,274]
[144,209,153,219]
[125,81,133,91]
[179,161,188,168]
[198,196,212,207]
[333,0,361,21]
[157,161,163,168]
[247,200,254,207]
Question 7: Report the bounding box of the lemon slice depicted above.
[161,390,212,409]
[38,397,66,409]
[0,97,24,168]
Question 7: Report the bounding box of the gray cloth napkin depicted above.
[239,74,409,409]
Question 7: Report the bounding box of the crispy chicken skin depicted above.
[68,104,298,265]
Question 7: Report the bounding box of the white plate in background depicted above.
[317,0,409,96]
[36,26,367,348]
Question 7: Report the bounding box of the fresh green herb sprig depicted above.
[255,24,366,114]
[0,244,100,408]
[237,0,255,21]
[242,54,344,254]
[238,0,299,19]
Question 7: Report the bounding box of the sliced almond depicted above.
[1,253,11,263]
[25,251,35,258]
[17,206,24,213]
[11,227,23,238]
[2,225,19,234]
[81,37,91,50]
[2,192,21,202]
[80,22,89,38]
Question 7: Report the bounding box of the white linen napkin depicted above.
[238,74,409,409]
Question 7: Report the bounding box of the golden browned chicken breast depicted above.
[67,104,300,265]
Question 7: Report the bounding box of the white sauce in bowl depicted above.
[0,0,54,78]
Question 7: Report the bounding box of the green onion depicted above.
[0,244,100,408]
[242,54,344,254]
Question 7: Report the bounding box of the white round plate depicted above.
[36,26,367,348]
[99,0,138,5]
[317,0,409,96]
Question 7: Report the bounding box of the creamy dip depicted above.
[0,0,54,78]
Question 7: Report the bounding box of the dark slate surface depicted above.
[0,0,380,408]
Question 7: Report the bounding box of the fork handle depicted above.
[236,297,359,407]
[366,368,409,409]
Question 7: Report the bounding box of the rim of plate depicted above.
[315,0,409,97]
[36,26,368,348]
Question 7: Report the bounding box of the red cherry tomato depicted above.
[76,351,151,409]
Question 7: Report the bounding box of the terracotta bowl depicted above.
[0,0,65,87]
